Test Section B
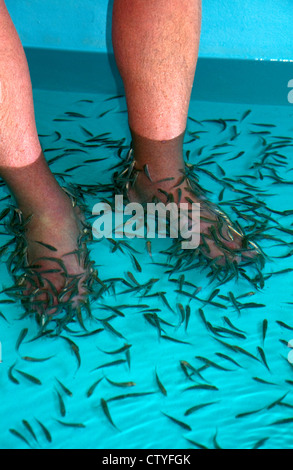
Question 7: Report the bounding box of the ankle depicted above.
[130,128,185,172]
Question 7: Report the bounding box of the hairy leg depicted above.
[112,0,201,141]
[0,1,88,313]
[112,0,257,263]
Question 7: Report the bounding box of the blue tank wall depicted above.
[5,0,293,61]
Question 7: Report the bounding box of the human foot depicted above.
[126,162,261,266]
[9,190,92,318]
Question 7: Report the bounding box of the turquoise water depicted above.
[0,87,292,449]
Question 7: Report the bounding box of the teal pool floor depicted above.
[0,88,293,449]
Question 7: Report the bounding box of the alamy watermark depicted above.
[92,195,200,249]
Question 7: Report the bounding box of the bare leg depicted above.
[0,1,87,313]
[112,0,256,263]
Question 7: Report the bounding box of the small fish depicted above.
[184,401,218,416]
[0,207,10,221]
[15,369,42,385]
[34,241,58,251]
[101,321,125,340]
[158,292,174,313]
[15,328,28,352]
[35,419,52,443]
[178,274,185,292]
[252,377,276,386]
[99,343,132,355]
[86,377,104,398]
[271,417,293,425]
[253,437,269,449]
[195,356,232,372]
[155,370,167,396]
[106,377,136,388]
[240,302,266,309]
[240,109,252,121]
[104,94,124,101]
[127,271,140,286]
[184,384,219,392]
[99,109,112,118]
[262,319,268,343]
[198,308,210,331]
[47,154,68,165]
[37,256,68,276]
[185,305,191,331]
[0,311,8,322]
[226,151,245,162]
[213,338,260,363]
[266,392,288,410]
[131,254,142,273]
[80,125,93,137]
[228,291,241,315]
[125,348,131,370]
[9,428,31,448]
[161,334,191,345]
[55,378,73,397]
[217,163,226,177]
[101,398,117,428]
[65,165,85,173]
[230,125,239,141]
[249,130,271,135]
[53,118,72,122]
[180,360,206,382]
[56,420,85,428]
[174,289,200,302]
[161,412,192,432]
[215,352,243,369]
[60,336,81,370]
[22,356,54,363]
[107,392,155,402]
[285,380,293,387]
[77,99,94,103]
[43,147,65,152]
[143,313,164,335]
[213,430,222,449]
[143,164,153,182]
[188,116,203,126]
[223,317,245,333]
[236,408,263,419]
[55,389,66,417]
[276,320,293,331]
[177,303,185,324]
[73,328,104,338]
[76,306,87,331]
[202,118,227,132]
[8,363,20,384]
[28,330,54,343]
[185,438,209,449]
[212,326,246,340]
[218,187,225,201]
[65,111,87,118]
[251,122,276,128]
[92,359,127,371]
[257,346,270,371]
[53,131,62,142]
[83,157,108,163]
[278,402,293,410]
[22,420,38,442]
